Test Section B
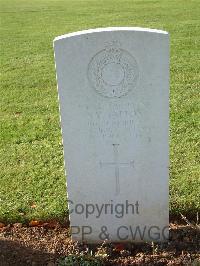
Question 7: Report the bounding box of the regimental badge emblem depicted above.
[87,42,139,98]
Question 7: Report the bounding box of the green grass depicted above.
[0,0,199,223]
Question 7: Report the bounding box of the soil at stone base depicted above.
[0,222,199,266]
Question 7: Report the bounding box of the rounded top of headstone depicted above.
[53,27,168,42]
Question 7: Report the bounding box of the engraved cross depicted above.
[100,144,134,195]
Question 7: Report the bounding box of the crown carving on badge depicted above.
[104,40,123,62]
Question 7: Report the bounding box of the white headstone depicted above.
[54,27,169,243]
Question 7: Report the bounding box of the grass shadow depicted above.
[0,239,57,266]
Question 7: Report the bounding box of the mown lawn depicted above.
[0,0,199,223]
